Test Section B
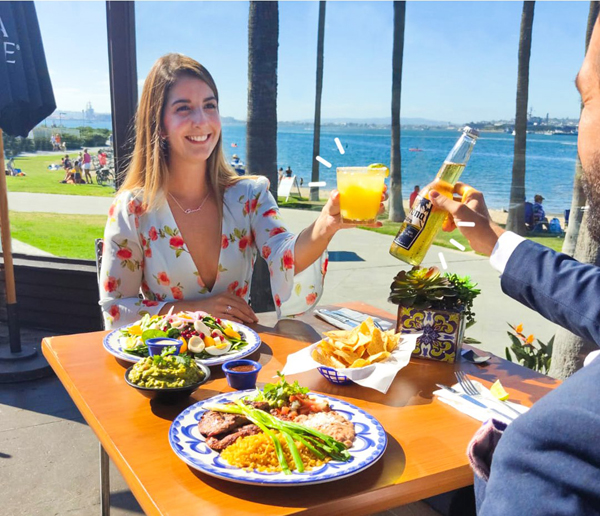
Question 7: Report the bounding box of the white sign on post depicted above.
[277,176,302,202]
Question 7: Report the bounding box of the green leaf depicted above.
[141,329,168,343]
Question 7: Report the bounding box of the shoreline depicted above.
[296,186,566,226]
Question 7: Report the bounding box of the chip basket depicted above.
[317,366,352,385]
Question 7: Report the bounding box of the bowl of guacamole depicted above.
[125,354,210,403]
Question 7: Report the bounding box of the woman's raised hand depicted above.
[317,187,388,237]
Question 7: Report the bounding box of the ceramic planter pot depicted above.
[396,306,466,363]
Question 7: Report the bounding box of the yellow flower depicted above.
[525,334,535,345]
[515,323,523,334]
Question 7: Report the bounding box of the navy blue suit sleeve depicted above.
[501,239,600,346]
[479,355,600,515]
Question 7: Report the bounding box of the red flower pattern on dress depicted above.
[306,292,318,305]
[282,250,294,270]
[171,286,184,300]
[262,245,272,259]
[169,235,184,248]
[221,234,229,249]
[145,248,152,258]
[157,271,170,286]
[262,208,277,218]
[274,294,281,307]
[142,300,159,307]
[321,258,329,276]
[243,200,251,216]
[108,204,116,218]
[148,226,158,241]
[127,200,144,216]
[250,198,258,213]
[104,276,119,293]
[108,305,120,321]
[270,226,286,237]
[141,281,150,292]
[227,281,239,294]
[116,248,132,260]
[141,235,147,247]
[238,235,250,251]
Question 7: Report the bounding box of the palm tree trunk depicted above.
[247,1,278,312]
[310,1,326,202]
[549,2,600,379]
[562,1,599,257]
[389,1,406,222]
[506,1,535,235]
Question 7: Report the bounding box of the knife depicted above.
[436,384,514,421]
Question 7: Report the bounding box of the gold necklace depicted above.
[168,192,210,214]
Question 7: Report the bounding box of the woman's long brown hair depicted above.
[119,53,244,210]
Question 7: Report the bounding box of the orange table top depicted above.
[42,302,560,516]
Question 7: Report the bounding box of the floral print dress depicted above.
[99,177,328,329]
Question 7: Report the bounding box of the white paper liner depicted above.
[281,334,420,394]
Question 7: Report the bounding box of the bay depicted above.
[222,125,578,215]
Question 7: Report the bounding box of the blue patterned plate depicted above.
[102,320,261,366]
[168,390,387,486]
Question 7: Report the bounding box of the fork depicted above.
[455,371,523,418]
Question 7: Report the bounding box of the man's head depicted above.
[534,194,544,203]
[414,185,420,192]
[576,16,600,241]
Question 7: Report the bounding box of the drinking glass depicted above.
[336,166,386,224]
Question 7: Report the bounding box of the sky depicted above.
[35,1,590,124]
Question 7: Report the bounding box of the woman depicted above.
[99,53,385,330]
[82,148,92,184]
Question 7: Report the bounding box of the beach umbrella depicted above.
[0,1,56,367]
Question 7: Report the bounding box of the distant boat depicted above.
[231,142,238,147]
[409,147,423,152]
[230,155,245,175]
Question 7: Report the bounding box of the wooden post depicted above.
[0,129,22,352]
[106,0,138,189]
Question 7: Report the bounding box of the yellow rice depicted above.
[220,431,329,472]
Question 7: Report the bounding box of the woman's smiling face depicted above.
[162,75,221,165]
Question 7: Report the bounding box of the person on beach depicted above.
[426,15,600,515]
[409,185,420,209]
[532,193,549,231]
[99,53,387,329]
[285,166,292,178]
[278,167,284,184]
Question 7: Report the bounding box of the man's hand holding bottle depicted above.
[429,182,506,257]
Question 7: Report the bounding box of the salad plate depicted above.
[169,390,387,486]
[103,315,261,366]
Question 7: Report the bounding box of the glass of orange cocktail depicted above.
[337,166,387,224]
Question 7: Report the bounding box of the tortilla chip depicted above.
[366,351,391,364]
[349,358,370,368]
[366,328,386,356]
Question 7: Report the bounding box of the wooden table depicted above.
[42,302,560,516]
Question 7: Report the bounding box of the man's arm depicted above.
[501,239,600,346]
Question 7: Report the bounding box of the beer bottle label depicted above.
[394,195,432,250]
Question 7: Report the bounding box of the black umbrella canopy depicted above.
[0,1,56,137]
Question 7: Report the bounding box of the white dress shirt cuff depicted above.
[489,231,526,275]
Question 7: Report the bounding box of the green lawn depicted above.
[10,211,106,260]
[6,154,115,197]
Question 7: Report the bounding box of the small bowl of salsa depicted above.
[222,359,262,390]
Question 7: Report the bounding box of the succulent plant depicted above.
[389,266,481,327]
[388,267,457,308]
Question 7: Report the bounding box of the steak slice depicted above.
[205,424,262,451]
[245,400,270,411]
[197,410,249,437]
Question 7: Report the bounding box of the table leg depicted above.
[100,443,110,515]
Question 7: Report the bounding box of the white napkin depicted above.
[314,308,394,331]
[281,334,420,394]
[434,380,529,425]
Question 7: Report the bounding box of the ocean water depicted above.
[222,125,578,215]
[46,120,578,214]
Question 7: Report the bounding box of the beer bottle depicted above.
[389,126,480,265]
